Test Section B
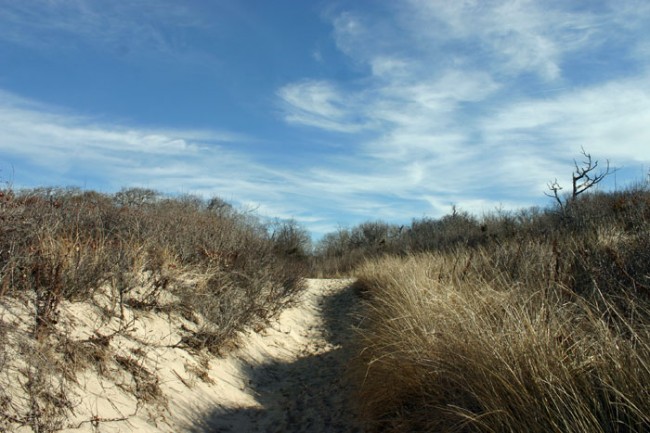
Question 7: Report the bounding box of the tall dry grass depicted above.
[352,230,650,432]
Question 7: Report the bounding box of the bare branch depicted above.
[546,148,615,213]
[544,179,564,211]
[571,147,612,198]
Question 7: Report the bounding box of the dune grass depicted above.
[351,211,650,432]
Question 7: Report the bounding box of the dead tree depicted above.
[546,147,613,212]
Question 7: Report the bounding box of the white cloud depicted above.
[404,0,601,80]
[275,0,650,231]
[331,12,367,58]
[277,80,370,133]
[370,57,410,79]
[279,81,346,120]
[0,89,252,187]
[483,76,650,163]
[0,0,211,62]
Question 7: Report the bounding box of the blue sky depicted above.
[1,0,649,238]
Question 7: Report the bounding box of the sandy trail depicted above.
[195,278,363,433]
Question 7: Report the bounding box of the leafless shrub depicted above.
[546,147,614,213]
[314,222,407,276]
[314,167,650,278]
[0,318,11,430]
[113,187,159,208]
[0,185,307,328]
[177,255,305,354]
[15,341,74,433]
[0,185,309,430]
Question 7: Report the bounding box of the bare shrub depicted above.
[546,147,614,213]
[14,340,74,433]
[313,180,650,278]
[314,222,406,276]
[0,317,11,430]
[0,185,307,333]
[0,185,309,429]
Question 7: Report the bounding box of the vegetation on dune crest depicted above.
[0,186,310,346]
[323,153,650,432]
[0,185,310,431]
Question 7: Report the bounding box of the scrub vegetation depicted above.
[0,186,310,431]
[1,149,649,432]
[313,153,650,432]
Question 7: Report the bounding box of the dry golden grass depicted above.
[352,240,650,432]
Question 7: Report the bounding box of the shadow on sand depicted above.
[191,281,364,433]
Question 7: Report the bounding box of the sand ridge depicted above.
[0,278,362,432]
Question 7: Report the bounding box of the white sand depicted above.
[1,278,362,433]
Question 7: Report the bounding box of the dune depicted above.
[1,278,362,433]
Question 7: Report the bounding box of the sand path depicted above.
[195,278,363,433]
[1,278,362,432]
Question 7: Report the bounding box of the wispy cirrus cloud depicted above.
[405,0,602,80]
[277,0,650,222]
[0,87,413,236]
[0,0,208,60]
[0,88,255,189]
[277,80,371,133]
[483,76,650,164]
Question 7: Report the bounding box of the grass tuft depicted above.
[352,231,650,432]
